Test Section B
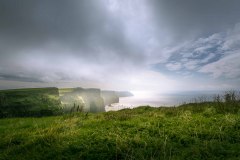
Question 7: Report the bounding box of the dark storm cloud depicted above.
[0,0,240,91]
[0,0,144,83]
[0,0,139,58]
[149,0,240,41]
[0,73,43,82]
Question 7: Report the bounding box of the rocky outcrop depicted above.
[60,88,105,113]
[59,89,134,112]
[101,91,119,105]
[0,87,134,117]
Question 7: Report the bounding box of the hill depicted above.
[0,87,62,117]
[0,101,239,159]
[0,87,134,117]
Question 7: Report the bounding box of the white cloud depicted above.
[166,62,182,71]
[222,23,240,51]
[160,23,240,81]
[200,53,216,63]
[199,51,240,78]
[198,23,240,79]
[183,61,199,70]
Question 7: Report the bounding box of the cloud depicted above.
[199,52,240,78]
[0,0,240,91]
[222,23,240,51]
[149,0,240,41]
[153,23,240,82]
[0,0,146,60]
[0,0,148,84]
[153,33,224,73]
[166,62,182,71]
[199,23,240,79]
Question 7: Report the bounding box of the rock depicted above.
[101,91,119,105]
[60,88,105,113]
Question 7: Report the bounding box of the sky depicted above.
[0,0,240,93]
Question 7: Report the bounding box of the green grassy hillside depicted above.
[0,88,62,117]
[0,87,124,117]
[0,101,239,160]
[58,88,75,97]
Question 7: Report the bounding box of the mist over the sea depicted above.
[106,90,222,111]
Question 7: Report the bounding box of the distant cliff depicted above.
[60,89,134,112]
[101,90,134,105]
[0,87,133,117]
[101,91,119,105]
[60,88,105,113]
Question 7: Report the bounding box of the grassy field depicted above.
[58,88,75,97]
[0,100,239,160]
[0,87,108,116]
[0,88,62,117]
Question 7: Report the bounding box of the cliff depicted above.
[101,91,119,105]
[0,87,62,117]
[59,88,105,113]
[60,89,134,112]
[0,87,133,117]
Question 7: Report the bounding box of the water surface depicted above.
[106,91,221,111]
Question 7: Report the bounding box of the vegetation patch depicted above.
[0,88,62,117]
[0,99,239,159]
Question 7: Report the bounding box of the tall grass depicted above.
[0,91,239,159]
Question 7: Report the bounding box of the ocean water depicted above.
[105,91,221,111]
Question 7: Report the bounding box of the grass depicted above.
[0,88,62,117]
[58,88,75,97]
[0,87,107,116]
[0,101,240,160]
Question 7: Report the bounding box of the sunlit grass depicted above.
[0,100,240,160]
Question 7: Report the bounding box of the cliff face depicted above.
[60,88,105,113]
[60,89,134,112]
[82,88,105,112]
[101,91,119,105]
[0,87,133,117]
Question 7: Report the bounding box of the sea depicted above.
[105,90,224,111]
